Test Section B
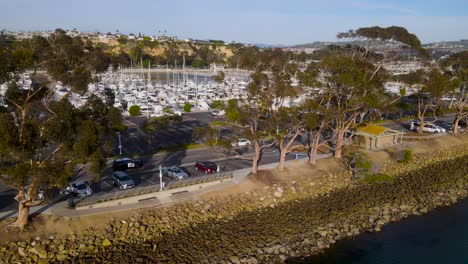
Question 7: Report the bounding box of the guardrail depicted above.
[75,171,233,207]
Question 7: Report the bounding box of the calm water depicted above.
[287,197,468,264]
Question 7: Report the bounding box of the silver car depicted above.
[165,166,189,180]
[112,171,135,189]
[67,181,93,197]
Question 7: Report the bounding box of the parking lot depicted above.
[90,151,260,195]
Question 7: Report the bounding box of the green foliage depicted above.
[398,149,413,164]
[355,152,372,173]
[338,26,428,58]
[225,99,240,123]
[0,113,19,156]
[213,71,225,84]
[183,102,192,112]
[191,57,206,68]
[210,120,226,127]
[129,105,141,116]
[210,100,225,110]
[73,120,100,159]
[192,126,219,146]
[144,115,182,132]
[361,173,394,184]
[117,35,127,45]
[89,149,105,179]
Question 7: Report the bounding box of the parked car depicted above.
[112,158,143,171]
[232,138,251,147]
[211,109,225,117]
[66,181,93,197]
[165,166,189,180]
[112,171,135,189]
[410,121,446,133]
[195,161,218,174]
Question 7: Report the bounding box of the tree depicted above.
[183,102,192,112]
[210,100,225,110]
[268,68,303,170]
[213,70,225,84]
[223,72,277,174]
[129,105,141,116]
[414,68,453,133]
[442,51,468,134]
[337,26,429,60]
[274,107,304,170]
[0,31,111,230]
[317,54,388,159]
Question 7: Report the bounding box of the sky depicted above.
[1,0,467,45]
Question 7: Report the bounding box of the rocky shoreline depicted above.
[0,147,467,263]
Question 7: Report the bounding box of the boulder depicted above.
[102,239,112,247]
[29,245,48,260]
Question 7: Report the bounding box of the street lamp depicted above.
[159,165,164,191]
[117,132,122,155]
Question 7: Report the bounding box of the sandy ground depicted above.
[0,135,466,243]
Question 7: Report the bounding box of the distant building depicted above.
[210,63,225,73]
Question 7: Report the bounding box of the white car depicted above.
[232,138,251,147]
[410,121,446,133]
[164,166,189,180]
[211,109,225,117]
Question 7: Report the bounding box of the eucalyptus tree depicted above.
[0,29,111,230]
[268,68,304,170]
[441,51,468,134]
[224,71,276,174]
[414,68,454,133]
[317,54,388,159]
[336,26,430,122]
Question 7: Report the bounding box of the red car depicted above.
[195,161,218,174]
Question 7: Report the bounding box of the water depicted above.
[287,198,468,264]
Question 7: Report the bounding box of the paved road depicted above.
[380,114,456,132]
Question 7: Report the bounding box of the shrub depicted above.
[398,149,413,164]
[129,105,140,116]
[183,102,192,112]
[362,173,394,184]
[355,152,372,175]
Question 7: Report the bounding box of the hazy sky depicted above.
[2,0,467,45]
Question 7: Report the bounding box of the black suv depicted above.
[112,158,143,171]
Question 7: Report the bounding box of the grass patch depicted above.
[361,173,394,185]
[397,149,413,164]
[210,120,226,127]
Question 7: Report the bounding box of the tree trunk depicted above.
[309,132,321,166]
[453,116,460,135]
[252,142,260,174]
[334,130,345,159]
[417,96,424,134]
[278,138,286,170]
[418,116,424,134]
[13,201,30,231]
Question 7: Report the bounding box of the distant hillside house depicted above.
[355,125,404,150]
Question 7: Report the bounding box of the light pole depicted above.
[117,132,122,155]
[159,165,164,191]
